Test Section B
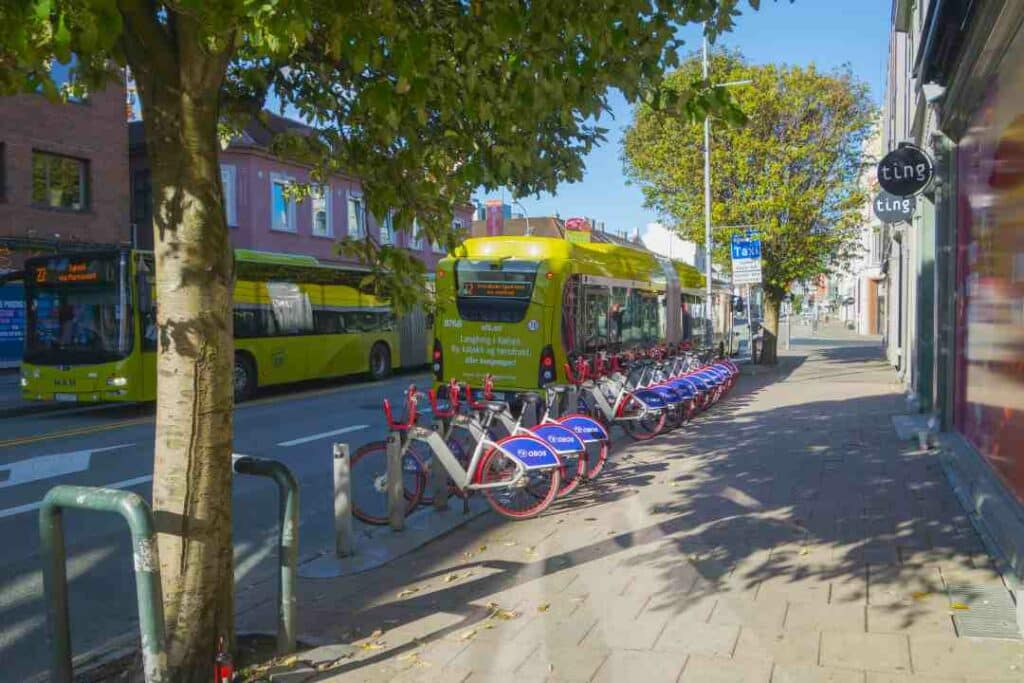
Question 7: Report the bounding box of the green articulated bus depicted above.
[20,248,428,404]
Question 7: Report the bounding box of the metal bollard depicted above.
[333,443,355,557]
[430,421,450,511]
[232,455,299,655]
[39,485,167,683]
[385,432,405,531]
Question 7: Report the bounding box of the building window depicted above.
[32,151,88,211]
[220,164,237,227]
[347,193,365,238]
[270,173,296,232]
[132,169,151,226]
[410,218,423,249]
[376,214,391,248]
[870,228,883,266]
[311,185,332,237]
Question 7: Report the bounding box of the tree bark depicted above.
[760,294,782,365]
[129,24,236,681]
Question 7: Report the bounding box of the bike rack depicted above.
[429,420,451,512]
[232,454,299,655]
[39,485,168,683]
[333,442,355,557]
[385,432,405,531]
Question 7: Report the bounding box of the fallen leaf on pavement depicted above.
[397,588,420,598]
[478,544,488,551]
[358,641,386,651]
[911,591,931,601]
[537,602,551,613]
[459,629,477,641]
[503,541,517,547]
[443,572,461,583]
[951,602,970,610]
[584,517,597,521]
[278,655,298,667]
[798,548,809,556]
[369,629,384,639]
[397,651,421,662]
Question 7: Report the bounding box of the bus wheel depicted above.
[233,354,256,402]
[369,343,391,381]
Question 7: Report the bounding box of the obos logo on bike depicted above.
[527,319,540,331]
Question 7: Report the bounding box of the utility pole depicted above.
[702,30,714,348]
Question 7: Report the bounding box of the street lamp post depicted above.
[512,198,532,236]
[702,34,713,348]
[700,31,752,350]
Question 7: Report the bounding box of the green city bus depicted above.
[20,248,424,404]
[431,235,708,397]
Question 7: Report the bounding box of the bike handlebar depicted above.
[383,384,419,430]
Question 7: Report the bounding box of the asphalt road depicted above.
[0,370,432,682]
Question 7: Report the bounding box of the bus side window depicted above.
[140,271,157,352]
[314,310,346,334]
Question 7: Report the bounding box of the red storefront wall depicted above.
[954,25,1024,504]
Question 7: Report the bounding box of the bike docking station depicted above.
[37,455,300,683]
[299,416,491,580]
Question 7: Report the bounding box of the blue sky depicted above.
[482,0,893,237]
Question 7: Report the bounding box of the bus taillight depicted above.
[539,345,555,386]
[433,339,443,380]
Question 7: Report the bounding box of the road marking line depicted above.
[277,425,368,447]
[0,418,150,449]
[0,373,429,450]
[0,443,135,489]
[0,474,152,520]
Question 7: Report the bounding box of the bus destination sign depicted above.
[33,257,114,285]
[458,280,532,298]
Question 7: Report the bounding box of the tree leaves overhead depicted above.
[623,49,876,301]
[1,1,774,270]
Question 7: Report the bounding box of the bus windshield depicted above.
[454,259,539,322]
[24,253,133,365]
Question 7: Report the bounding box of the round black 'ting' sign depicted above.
[873,191,916,223]
[877,144,934,196]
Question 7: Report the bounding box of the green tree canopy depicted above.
[623,49,875,361]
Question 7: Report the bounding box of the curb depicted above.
[299,497,491,579]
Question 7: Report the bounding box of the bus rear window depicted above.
[454,259,539,322]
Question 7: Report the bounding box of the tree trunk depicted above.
[760,294,782,365]
[138,65,235,681]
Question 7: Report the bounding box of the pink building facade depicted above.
[129,115,471,270]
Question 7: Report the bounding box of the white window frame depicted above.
[220,164,237,227]
[311,184,332,237]
[347,192,365,238]
[379,210,394,245]
[270,173,297,233]
[409,218,423,250]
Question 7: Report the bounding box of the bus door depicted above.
[263,281,312,383]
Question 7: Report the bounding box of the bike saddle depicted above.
[519,391,543,404]
[548,385,569,393]
[482,401,507,413]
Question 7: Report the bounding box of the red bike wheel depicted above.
[617,395,666,441]
[583,441,609,480]
[350,440,426,525]
[476,447,561,520]
[556,452,585,497]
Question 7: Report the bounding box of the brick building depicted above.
[0,80,130,267]
[0,77,129,366]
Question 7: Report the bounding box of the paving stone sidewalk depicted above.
[242,336,1024,682]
